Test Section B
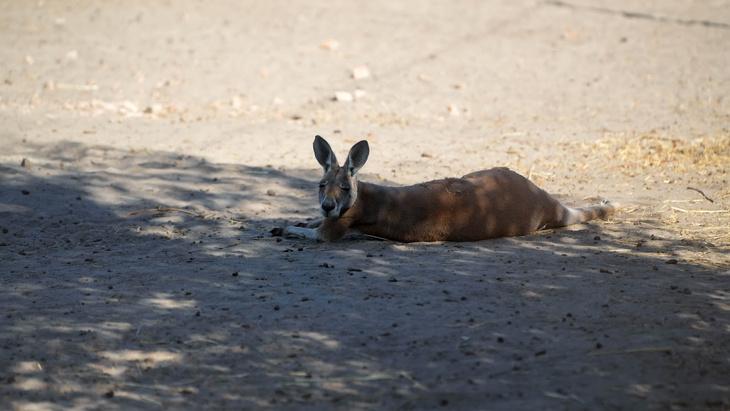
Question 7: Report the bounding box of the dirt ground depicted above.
[1,1,730,410]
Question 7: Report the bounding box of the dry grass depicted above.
[583,132,730,176]
[573,133,730,254]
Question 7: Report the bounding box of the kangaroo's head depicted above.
[313,135,370,219]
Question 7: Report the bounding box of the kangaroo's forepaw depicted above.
[284,226,320,241]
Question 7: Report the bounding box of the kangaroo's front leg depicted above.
[285,218,350,242]
[284,225,321,241]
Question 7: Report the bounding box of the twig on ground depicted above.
[589,346,673,356]
[662,199,704,203]
[686,186,714,203]
[671,206,728,214]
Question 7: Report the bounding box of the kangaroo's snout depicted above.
[321,199,336,216]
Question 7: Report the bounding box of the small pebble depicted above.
[334,91,353,102]
[65,50,79,61]
[352,65,370,80]
[320,39,339,51]
[447,104,460,116]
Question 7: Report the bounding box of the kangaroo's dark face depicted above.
[318,164,357,218]
[312,135,369,219]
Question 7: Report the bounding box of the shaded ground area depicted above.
[1,0,730,410]
[1,142,728,410]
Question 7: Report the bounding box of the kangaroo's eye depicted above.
[340,185,351,191]
[319,182,327,188]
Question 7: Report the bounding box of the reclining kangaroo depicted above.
[284,135,614,242]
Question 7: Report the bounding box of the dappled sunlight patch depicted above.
[10,401,58,411]
[521,290,543,299]
[12,361,43,374]
[449,246,499,258]
[52,380,85,395]
[627,383,653,397]
[390,244,418,252]
[32,324,75,334]
[11,321,132,341]
[689,321,711,331]
[705,290,730,302]
[280,331,341,350]
[88,363,128,378]
[99,349,182,365]
[111,390,164,407]
[0,202,32,213]
[98,321,134,332]
[713,302,730,312]
[142,293,196,309]
[288,356,428,397]
[194,363,231,373]
[557,236,580,245]
[2,283,47,298]
[131,222,191,241]
[320,380,358,395]
[543,390,583,402]
[540,284,567,291]
[12,377,47,391]
[185,332,229,346]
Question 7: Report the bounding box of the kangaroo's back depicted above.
[353,168,574,242]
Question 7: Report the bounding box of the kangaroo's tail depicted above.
[561,200,616,226]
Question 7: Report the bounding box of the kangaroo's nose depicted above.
[322,201,335,213]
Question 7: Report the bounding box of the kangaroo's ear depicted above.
[345,140,369,176]
[313,135,338,172]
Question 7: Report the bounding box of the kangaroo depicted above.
[284,135,615,242]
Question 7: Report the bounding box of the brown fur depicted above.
[300,136,615,243]
[318,167,614,242]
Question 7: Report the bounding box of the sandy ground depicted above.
[1,0,730,410]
